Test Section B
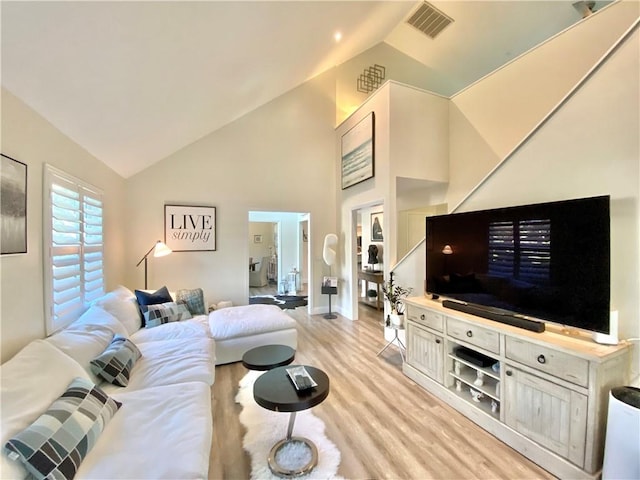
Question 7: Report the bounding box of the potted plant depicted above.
[381,272,412,326]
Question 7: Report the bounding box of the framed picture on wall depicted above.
[254,234,263,243]
[371,211,383,242]
[1,154,27,255]
[165,204,216,251]
[341,112,375,189]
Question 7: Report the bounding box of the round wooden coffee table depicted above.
[242,344,295,371]
[253,365,330,477]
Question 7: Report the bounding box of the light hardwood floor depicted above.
[209,305,556,480]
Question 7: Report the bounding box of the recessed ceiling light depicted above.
[334,31,342,42]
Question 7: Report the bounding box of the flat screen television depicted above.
[425,195,610,334]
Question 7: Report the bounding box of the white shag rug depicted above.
[236,371,344,480]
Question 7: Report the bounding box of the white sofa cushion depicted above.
[100,337,215,394]
[4,377,121,480]
[1,341,90,480]
[72,305,129,338]
[75,382,212,480]
[208,304,297,340]
[92,290,142,336]
[130,315,210,343]
[45,307,126,384]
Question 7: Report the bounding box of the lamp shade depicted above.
[153,241,172,258]
[442,245,453,255]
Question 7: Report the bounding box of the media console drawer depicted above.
[505,337,589,387]
[406,305,443,332]
[446,317,500,354]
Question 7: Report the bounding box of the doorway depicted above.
[351,203,385,324]
[248,211,311,310]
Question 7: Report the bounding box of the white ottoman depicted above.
[209,304,298,365]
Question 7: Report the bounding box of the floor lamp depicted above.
[322,234,338,319]
[136,241,172,289]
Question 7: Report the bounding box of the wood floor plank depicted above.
[209,305,556,479]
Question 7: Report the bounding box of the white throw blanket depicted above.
[209,304,296,340]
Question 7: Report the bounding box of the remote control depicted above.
[295,374,311,389]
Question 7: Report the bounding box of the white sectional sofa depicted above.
[1,285,298,479]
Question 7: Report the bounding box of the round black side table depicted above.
[253,365,330,477]
[242,344,295,371]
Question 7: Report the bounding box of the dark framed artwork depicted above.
[165,204,216,252]
[1,154,27,255]
[371,211,383,242]
[341,112,375,189]
[254,234,263,243]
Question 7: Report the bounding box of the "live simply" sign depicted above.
[164,205,216,252]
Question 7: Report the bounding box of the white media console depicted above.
[403,296,631,479]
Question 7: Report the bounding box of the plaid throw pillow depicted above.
[175,288,206,315]
[90,335,141,386]
[144,301,191,328]
[4,377,121,480]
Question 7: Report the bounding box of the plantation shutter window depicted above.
[44,165,104,334]
[488,218,550,282]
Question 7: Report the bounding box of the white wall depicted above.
[337,81,449,318]
[0,88,126,362]
[248,222,275,264]
[457,28,640,380]
[124,71,337,311]
[447,1,639,211]
[337,86,391,319]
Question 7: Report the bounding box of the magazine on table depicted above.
[286,366,317,391]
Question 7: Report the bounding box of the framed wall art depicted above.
[1,154,27,255]
[254,234,263,243]
[341,111,375,189]
[371,211,383,242]
[165,204,216,252]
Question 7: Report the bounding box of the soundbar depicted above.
[442,300,545,333]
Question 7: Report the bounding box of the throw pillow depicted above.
[175,288,206,315]
[134,286,173,326]
[144,301,192,328]
[90,335,141,387]
[3,377,121,480]
[92,290,142,335]
[176,303,192,320]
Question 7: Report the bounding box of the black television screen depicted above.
[426,196,610,334]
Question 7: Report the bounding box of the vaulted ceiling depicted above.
[1,1,609,178]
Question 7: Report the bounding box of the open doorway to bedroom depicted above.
[248,211,310,312]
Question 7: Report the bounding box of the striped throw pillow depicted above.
[144,301,191,328]
[89,335,141,386]
[3,377,121,480]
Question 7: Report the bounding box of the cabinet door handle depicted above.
[435,339,441,344]
[537,354,546,364]
[420,314,425,320]
[466,330,473,338]
[506,370,513,376]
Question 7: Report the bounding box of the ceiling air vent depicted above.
[406,2,453,39]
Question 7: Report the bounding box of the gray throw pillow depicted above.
[175,288,206,315]
[90,335,141,386]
